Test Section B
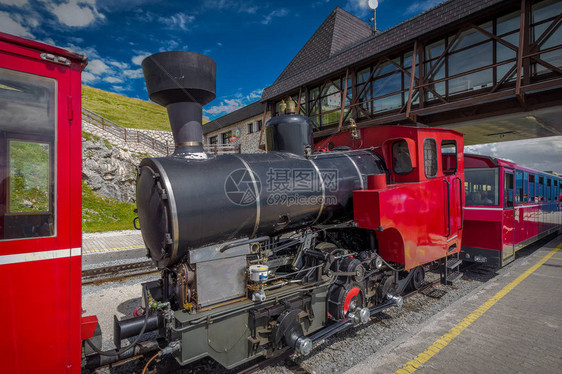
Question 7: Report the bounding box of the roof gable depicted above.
[274,7,372,84]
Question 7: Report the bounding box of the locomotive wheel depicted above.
[327,283,365,320]
[410,266,425,290]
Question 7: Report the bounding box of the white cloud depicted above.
[87,59,109,75]
[205,88,263,117]
[0,0,28,6]
[52,0,105,27]
[159,12,194,31]
[0,11,33,37]
[123,69,144,79]
[203,0,260,14]
[82,71,97,83]
[104,76,123,83]
[406,0,443,15]
[261,8,288,25]
[132,51,150,65]
[108,60,129,69]
[466,136,562,174]
[345,0,370,18]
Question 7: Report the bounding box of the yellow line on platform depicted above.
[83,245,144,254]
[395,243,562,374]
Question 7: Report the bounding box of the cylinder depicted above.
[136,150,387,268]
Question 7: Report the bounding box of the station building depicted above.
[204,0,562,152]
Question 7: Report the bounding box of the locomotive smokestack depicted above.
[142,51,216,155]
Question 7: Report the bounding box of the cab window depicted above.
[423,138,437,178]
[0,68,56,240]
[441,140,457,175]
[392,140,413,174]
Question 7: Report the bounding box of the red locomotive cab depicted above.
[317,125,465,270]
[0,33,90,373]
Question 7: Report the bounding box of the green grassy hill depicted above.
[82,85,170,131]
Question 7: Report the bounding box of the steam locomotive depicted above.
[0,32,465,373]
[94,51,466,369]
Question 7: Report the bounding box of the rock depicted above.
[82,134,144,203]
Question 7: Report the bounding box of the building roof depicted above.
[203,100,265,135]
[274,7,373,84]
[262,0,507,101]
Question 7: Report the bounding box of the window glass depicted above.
[209,136,218,145]
[392,140,413,174]
[441,140,457,174]
[247,123,253,134]
[546,178,552,200]
[465,169,499,206]
[516,171,524,203]
[529,174,536,202]
[0,68,56,240]
[538,176,544,200]
[504,172,514,208]
[256,120,262,131]
[221,131,232,144]
[423,139,438,178]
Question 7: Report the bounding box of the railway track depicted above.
[82,261,158,285]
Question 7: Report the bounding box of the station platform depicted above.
[347,234,562,374]
[82,230,146,269]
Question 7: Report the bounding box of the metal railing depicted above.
[81,108,241,155]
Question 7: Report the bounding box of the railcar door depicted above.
[502,170,515,264]
[0,37,82,373]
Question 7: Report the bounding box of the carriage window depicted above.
[423,138,438,178]
[0,68,56,240]
[538,176,544,200]
[555,180,559,201]
[516,171,524,204]
[546,178,552,201]
[504,172,514,208]
[441,140,457,175]
[465,168,499,206]
[528,174,535,202]
[392,140,413,174]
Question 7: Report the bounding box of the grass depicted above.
[82,85,170,131]
[82,182,137,233]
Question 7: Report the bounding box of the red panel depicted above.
[0,35,85,373]
[354,177,462,270]
[0,258,72,373]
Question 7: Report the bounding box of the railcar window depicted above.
[524,172,529,202]
[465,168,499,206]
[547,178,552,201]
[516,171,525,204]
[423,139,438,178]
[0,68,56,240]
[441,140,457,175]
[555,180,559,201]
[392,140,413,174]
[529,174,536,202]
[504,172,514,208]
[538,176,544,200]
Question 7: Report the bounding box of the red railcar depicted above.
[0,32,96,373]
[461,154,562,268]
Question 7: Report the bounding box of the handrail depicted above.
[455,176,464,230]
[81,108,241,156]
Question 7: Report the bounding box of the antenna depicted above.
[368,0,378,31]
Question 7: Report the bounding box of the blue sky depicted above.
[1,0,560,173]
[0,0,445,120]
